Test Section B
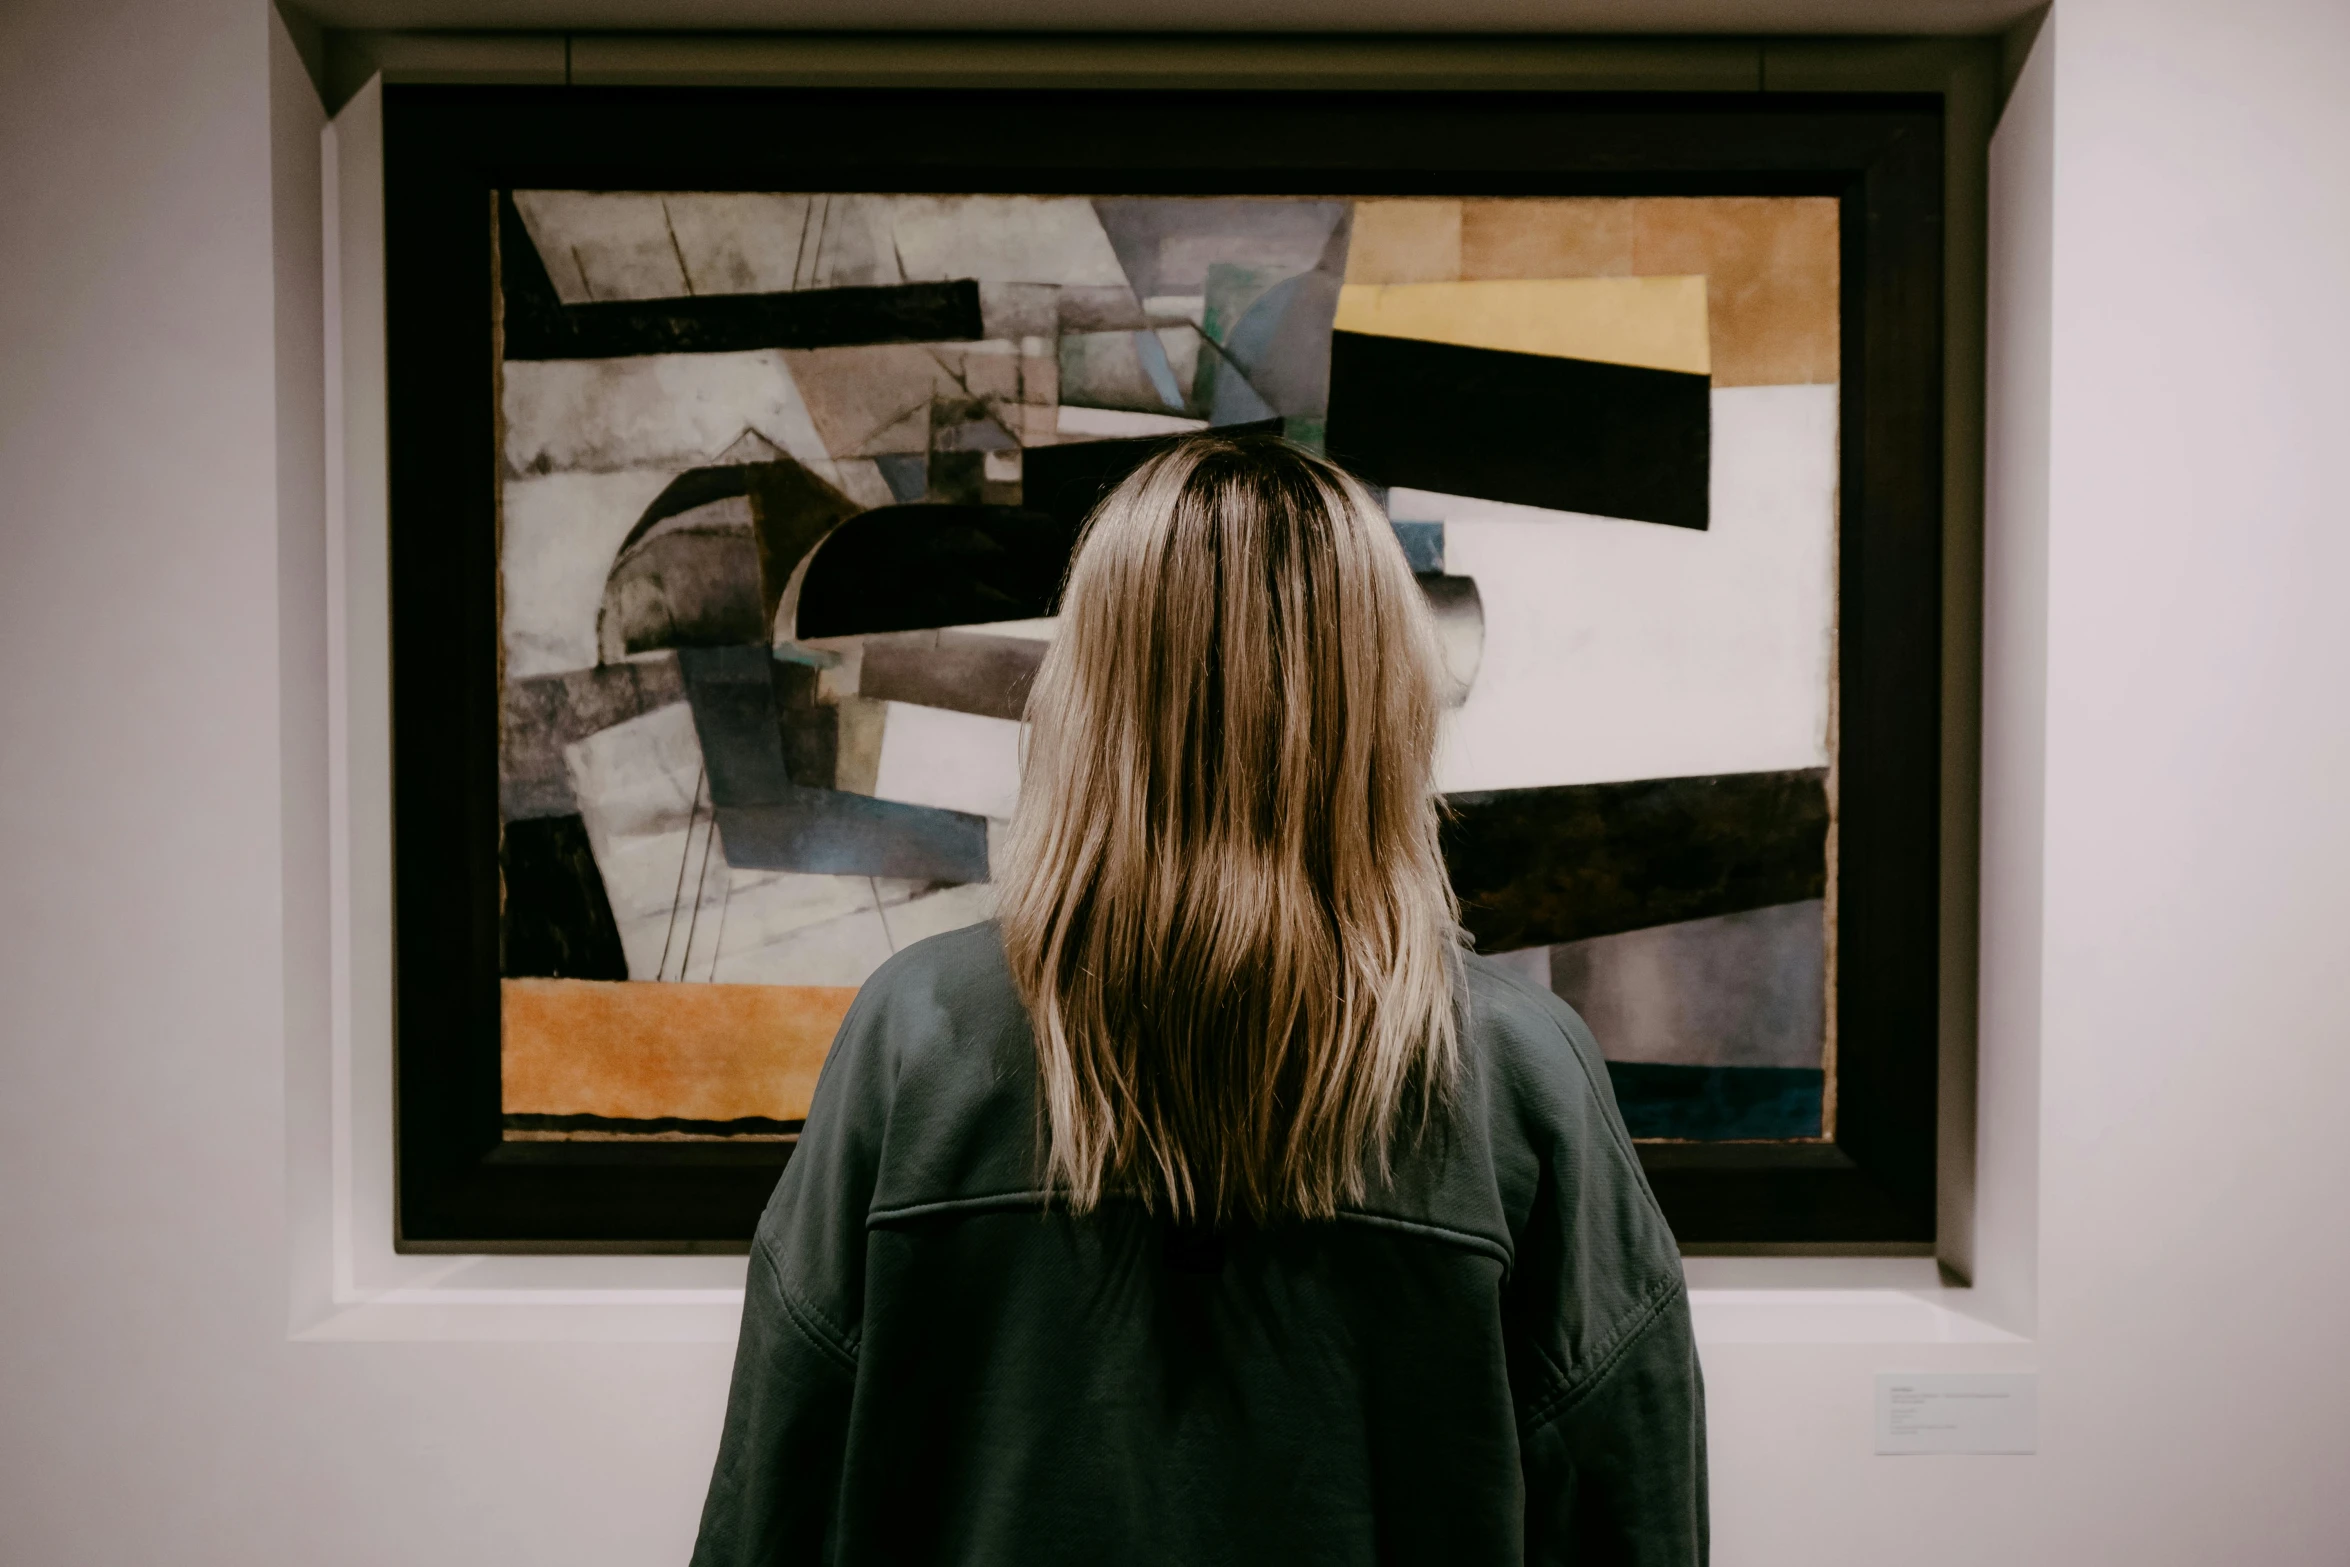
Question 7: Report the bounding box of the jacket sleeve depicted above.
[1519,1284,1709,1565]
[1497,979,1709,1566]
[690,988,894,1567]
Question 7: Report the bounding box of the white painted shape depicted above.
[562,703,710,979]
[502,349,832,475]
[500,469,673,678]
[714,878,996,986]
[880,880,999,949]
[788,195,904,290]
[890,195,1128,287]
[661,192,816,295]
[872,701,1025,819]
[1875,1373,2039,1454]
[517,191,944,299]
[1055,405,1207,439]
[559,706,966,983]
[711,898,895,986]
[686,865,870,983]
[1427,383,1837,792]
[936,616,1059,642]
[512,190,688,303]
[1144,293,1208,326]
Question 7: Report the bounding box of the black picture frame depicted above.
[384,83,1943,1250]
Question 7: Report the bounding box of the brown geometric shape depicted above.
[1456,195,1838,387]
[501,977,856,1123]
[859,629,1047,721]
[1629,197,1839,387]
[1459,197,1635,281]
[1344,200,1463,284]
[781,343,956,457]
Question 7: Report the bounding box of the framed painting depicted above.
[383,85,1942,1248]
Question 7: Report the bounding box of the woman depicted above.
[691,434,1706,1565]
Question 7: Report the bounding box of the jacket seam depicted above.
[755,1242,860,1372]
[865,1193,1513,1270]
[1334,1209,1513,1269]
[1519,1272,1685,1437]
[866,1189,1054,1227]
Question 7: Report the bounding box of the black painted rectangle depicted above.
[497,194,984,359]
[1442,768,1828,952]
[1020,418,1284,533]
[793,505,1079,639]
[499,813,629,981]
[505,279,985,359]
[1325,331,1710,529]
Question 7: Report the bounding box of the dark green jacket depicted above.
[692,923,1706,1565]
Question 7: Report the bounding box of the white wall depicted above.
[0,3,734,1563]
[2033,0,2350,1558]
[4,1,2349,1563]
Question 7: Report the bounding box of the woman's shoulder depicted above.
[808,920,1043,1208]
[846,919,1027,1043]
[1453,947,1625,1130]
[1366,946,1677,1277]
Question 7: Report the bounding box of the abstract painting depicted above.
[491,190,1840,1148]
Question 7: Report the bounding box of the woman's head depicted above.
[1000,433,1462,1225]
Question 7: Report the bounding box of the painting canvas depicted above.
[492,189,1840,1151]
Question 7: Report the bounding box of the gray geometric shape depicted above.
[859,630,1047,722]
[1219,268,1345,419]
[677,645,798,806]
[1059,330,1189,416]
[597,460,864,661]
[1090,198,1350,301]
[500,656,687,821]
[978,280,1059,339]
[675,647,989,881]
[1204,352,1278,426]
[1056,285,1149,333]
[1548,898,1826,1071]
[875,453,928,504]
[1420,573,1483,708]
[598,495,766,658]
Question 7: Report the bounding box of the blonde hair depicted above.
[999,434,1463,1226]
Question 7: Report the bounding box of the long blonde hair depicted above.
[999,434,1462,1225]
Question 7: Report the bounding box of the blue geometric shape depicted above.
[1392,521,1444,574]
[677,645,797,805]
[714,795,990,884]
[1603,1063,1824,1140]
[1133,330,1187,412]
[1220,269,1344,419]
[1206,355,1277,426]
[875,453,928,504]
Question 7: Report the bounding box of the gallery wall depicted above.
[2,0,2348,1562]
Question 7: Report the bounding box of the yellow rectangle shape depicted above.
[1333,276,1710,377]
[502,977,857,1123]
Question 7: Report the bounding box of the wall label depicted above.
[1874,1372,2038,1455]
